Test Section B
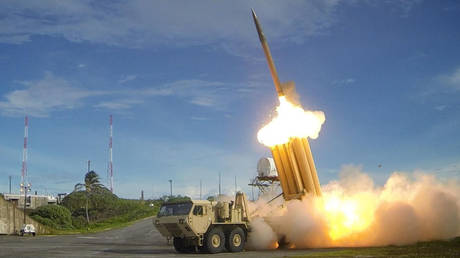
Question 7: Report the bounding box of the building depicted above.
[2,194,57,210]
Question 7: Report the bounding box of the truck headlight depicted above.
[155,220,160,225]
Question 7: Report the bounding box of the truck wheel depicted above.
[173,237,187,253]
[226,227,245,252]
[204,227,225,253]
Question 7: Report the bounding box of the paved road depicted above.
[0,217,321,257]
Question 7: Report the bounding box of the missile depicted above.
[251,9,284,97]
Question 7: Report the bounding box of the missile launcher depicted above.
[252,9,321,200]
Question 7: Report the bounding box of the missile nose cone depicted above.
[251,8,257,18]
[251,8,265,43]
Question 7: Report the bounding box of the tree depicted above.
[159,194,191,203]
[74,171,103,224]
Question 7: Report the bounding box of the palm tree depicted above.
[74,171,103,224]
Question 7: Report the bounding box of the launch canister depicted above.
[251,9,284,97]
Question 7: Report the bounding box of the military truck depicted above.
[153,192,251,253]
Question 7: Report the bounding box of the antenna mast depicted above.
[218,172,221,196]
[20,116,28,192]
[108,115,114,193]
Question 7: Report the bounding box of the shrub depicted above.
[30,205,73,230]
[159,195,191,203]
[61,191,86,213]
[71,216,87,229]
[30,215,55,228]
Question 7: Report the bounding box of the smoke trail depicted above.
[248,165,460,248]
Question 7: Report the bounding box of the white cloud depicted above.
[0,1,424,60]
[190,116,209,121]
[0,74,261,117]
[94,99,143,110]
[435,105,446,111]
[417,66,460,99]
[142,79,252,110]
[333,78,356,86]
[0,72,103,117]
[0,0,342,49]
[439,67,460,90]
[118,75,137,84]
[394,0,423,17]
[0,34,31,44]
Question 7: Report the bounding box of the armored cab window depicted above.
[193,205,203,216]
[158,202,192,217]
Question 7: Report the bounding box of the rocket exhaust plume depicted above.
[248,167,460,249]
[249,9,460,249]
[257,97,325,147]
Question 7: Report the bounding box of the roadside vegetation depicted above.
[291,237,460,258]
[29,171,190,234]
[30,205,73,230]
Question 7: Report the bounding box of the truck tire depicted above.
[173,237,187,253]
[204,227,225,253]
[226,227,245,252]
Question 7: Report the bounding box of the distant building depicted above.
[3,194,57,210]
[56,193,68,204]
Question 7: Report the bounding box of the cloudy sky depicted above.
[0,0,459,199]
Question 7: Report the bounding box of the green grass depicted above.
[289,237,460,258]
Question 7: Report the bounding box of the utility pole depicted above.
[168,180,173,197]
[87,160,91,173]
[22,183,31,225]
[108,115,114,193]
[9,176,12,194]
[21,116,28,192]
[141,190,144,201]
[234,175,237,193]
[199,180,202,200]
[218,172,221,196]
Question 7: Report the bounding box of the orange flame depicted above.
[257,96,325,147]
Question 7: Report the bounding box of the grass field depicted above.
[290,237,460,257]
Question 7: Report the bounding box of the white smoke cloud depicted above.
[248,165,460,249]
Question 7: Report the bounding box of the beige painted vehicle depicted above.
[153,192,251,253]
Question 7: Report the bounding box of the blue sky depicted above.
[0,0,459,199]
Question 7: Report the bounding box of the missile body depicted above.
[251,9,284,97]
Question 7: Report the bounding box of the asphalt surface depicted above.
[0,217,320,257]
